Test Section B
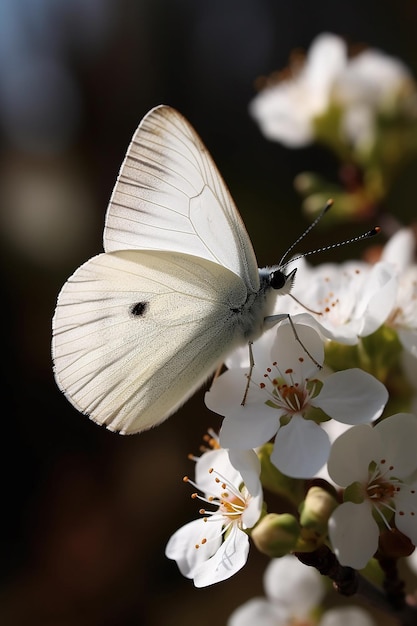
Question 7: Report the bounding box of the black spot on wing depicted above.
[130,301,148,317]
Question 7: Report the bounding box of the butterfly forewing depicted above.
[52,250,249,433]
[104,105,260,292]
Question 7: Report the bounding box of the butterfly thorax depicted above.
[236,266,296,342]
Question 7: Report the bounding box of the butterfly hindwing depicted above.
[104,105,260,292]
[52,250,249,433]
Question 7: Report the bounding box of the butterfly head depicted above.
[268,266,297,295]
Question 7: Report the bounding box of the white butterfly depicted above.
[52,105,296,434]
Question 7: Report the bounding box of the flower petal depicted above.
[327,424,382,486]
[395,486,417,544]
[219,403,281,450]
[195,449,241,497]
[249,33,347,148]
[356,262,398,336]
[305,33,347,95]
[329,501,379,568]
[193,526,249,587]
[228,598,288,626]
[314,421,353,484]
[249,83,316,147]
[205,368,252,416]
[270,322,324,380]
[398,328,417,359]
[263,555,324,615]
[375,413,417,477]
[381,228,415,273]
[271,416,330,478]
[312,369,388,424]
[165,518,222,578]
[242,489,264,529]
[228,449,262,496]
[320,606,376,626]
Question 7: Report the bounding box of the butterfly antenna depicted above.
[278,198,334,267]
[282,226,381,269]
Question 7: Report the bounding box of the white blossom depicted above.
[382,228,417,358]
[250,32,416,151]
[228,554,375,626]
[328,414,417,569]
[274,258,398,345]
[206,321,388,478]
[249,33,346,147]
[165,446,262,587]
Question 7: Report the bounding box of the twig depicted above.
[294,545,417,626]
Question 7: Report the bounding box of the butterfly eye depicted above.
[269,270,287,290]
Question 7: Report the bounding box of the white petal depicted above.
[225,344,252,370]
[249,84,315,147]
[252,325,283,373]
[228,598,288,626]
[398,328,417,359]
[375,413,417,477]
[395,486,417,544]
[219,403,280,450]
[335,49,410,107]
[328,424,381,486]
[196,448,241,497]
[342,104,375,150]
[312,369,388,424]
[320,606,376,626]
[165,519,222,578]
[263,554,324,614]
[406,550,417,575]
[305,33,347,96]
[228,449,262,495]
[205,368,252,416]
[243,490,264,529]
[282,260,371,345]
[193,526,249,587]
[271,416,330,478]
[329,502,379,569]
[249,34,346,149]
[271,322,324,379]
[314,422,352,484]
[381,228,415,273]
[225,326,279,370]
[313,318,362,344]
[356,262,398,336]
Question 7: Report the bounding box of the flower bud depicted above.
[299,486,339,535]
[252,513,300,558]
[294,171,328,195]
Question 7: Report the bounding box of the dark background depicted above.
[1,1,416,624]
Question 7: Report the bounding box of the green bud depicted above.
[294,527,325,552]
[294,171,337,196]
[252,513,300,558]
[299,486,339,535]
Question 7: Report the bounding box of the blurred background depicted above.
[1,1,417,624]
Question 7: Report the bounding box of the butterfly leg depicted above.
[241,341,255,406]
[264,313,323,370]
[286,314,322,369]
